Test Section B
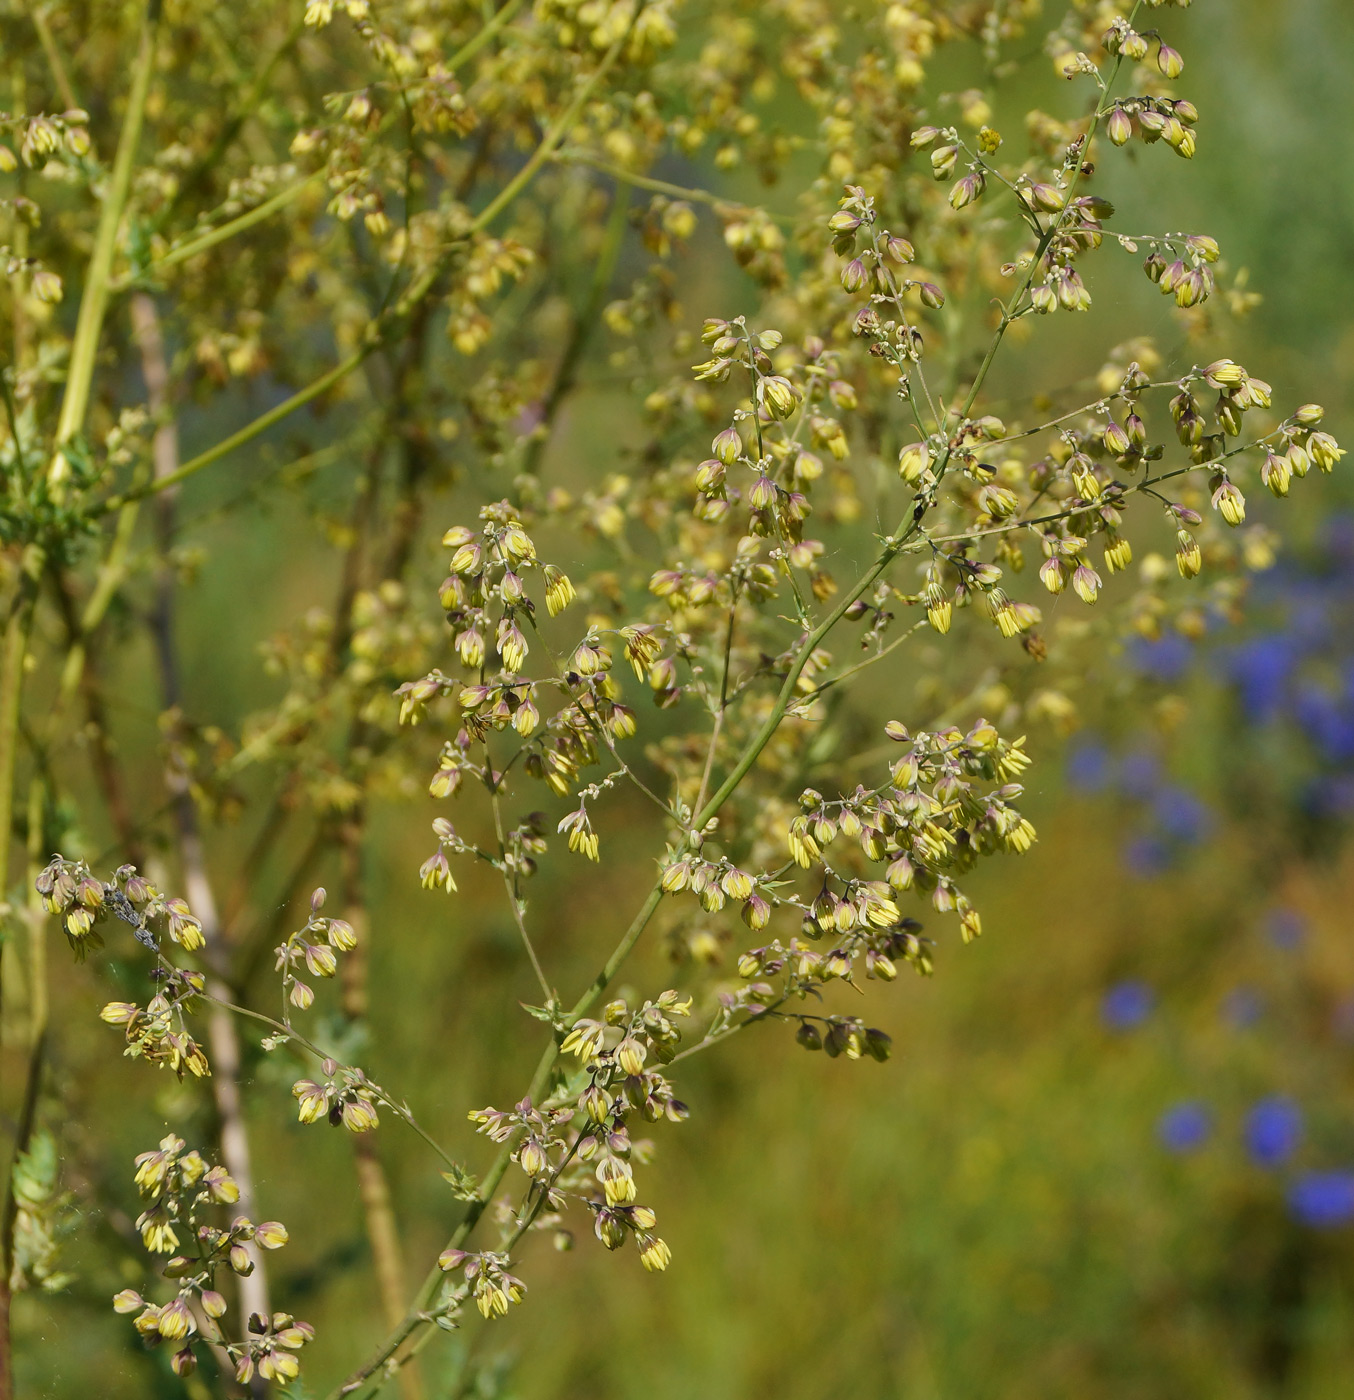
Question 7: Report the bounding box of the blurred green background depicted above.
[15,1,1354,1396]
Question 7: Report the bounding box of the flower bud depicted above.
[1072,563,1102,604]
[758,375,799,420]
[1211,480,1246,526]
[1309,432,1345,471]
[639,1236,672,1272]
[615,1037,646,1076]
[157,1298,193,1341]
[32,270,63,304]
[949,172,984,210]
[897,442,931,484]
[1261,451,1291,498]
[1176,530,1202,579]
[711,427,742,464]
[595,1210,627,1251]
[1203,358,1245,388]
[840,258,868,292]
[255,1221,290,1250]
[930,144,958,178]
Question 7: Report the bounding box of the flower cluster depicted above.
[273,885,358,1014]
[36,856,203,960]
[112,1135,307,1382]
[293,1059,381,1134]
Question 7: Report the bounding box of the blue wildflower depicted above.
[1266,908,1306,951]
[1244,1096,1303,1169]
[1288,1171,1354,1229]
[1066,739,1112,793]
[1120,751,1161,800]
[1158,1102,1211,1154]
[1101,980,1154,1031]
[1222,986,1263,1028]
[1123,834,1172,876]
[1152,786,1211,844]
[1129,632,1194,683]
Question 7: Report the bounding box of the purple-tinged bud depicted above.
[711,427,742,464]
[840,257,868,292]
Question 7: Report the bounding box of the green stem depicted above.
[31,7,79,113]
[445,0,527,72]
[57,488,144,705]
[0,548,42,890]
[110,174,324,292]
[101,348,368,513]
[50,1,160,494]
[0,546,42,1310]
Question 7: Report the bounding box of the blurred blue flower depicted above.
[1287,597,1331,651]
[1120,751,1161,800]
[1101,980,1154,1031]
[1158,1102,1211,1154]
[1222,986,1263,1028]
[1266,907,1306,951]
[1227,637,1296,723]
[1244,1096,1303,1169]
[1288,1171,1354,1229]
[1123,834,1172,876]
[1304,773,1354,818]
[1152,786,1211,845]
[1130,633,1194,683]
[1066,739,1112,793]
[1294,686,1354,763]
